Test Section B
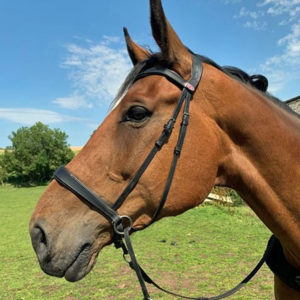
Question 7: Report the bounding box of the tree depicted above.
[0,122,74,185]
[0,155,8,185]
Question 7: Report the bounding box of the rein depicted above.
[53,53,274,299]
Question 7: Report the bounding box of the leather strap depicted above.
[149,91,192,225]
[54,166,121,226]
[112,54,202,212]
[111,87,188,211]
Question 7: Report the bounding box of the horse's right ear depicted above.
[123,27,150,65]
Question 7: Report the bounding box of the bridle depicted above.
[53,53,274,299]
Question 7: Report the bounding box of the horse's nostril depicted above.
[30,224,50,262]
[39,226,47,246]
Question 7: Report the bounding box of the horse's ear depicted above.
[123,27,150,65]
[150,0,191,73]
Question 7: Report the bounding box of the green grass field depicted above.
[0,185,274,299]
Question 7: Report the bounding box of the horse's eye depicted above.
[124,106,152,123]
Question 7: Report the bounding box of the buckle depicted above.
[113,215,133,235]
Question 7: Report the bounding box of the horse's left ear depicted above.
[123,27,151,65]
[150,0,192,75]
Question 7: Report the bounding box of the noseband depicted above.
[53,53,273,299]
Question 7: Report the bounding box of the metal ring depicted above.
[113,215,133,235]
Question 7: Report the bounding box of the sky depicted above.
[0,0,299,148]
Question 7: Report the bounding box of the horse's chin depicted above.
[64,262,94,282]
[63,236,112,282]
[63,245,98,282]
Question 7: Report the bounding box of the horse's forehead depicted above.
[112,75,180,111]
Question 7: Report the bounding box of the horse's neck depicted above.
[203,72,300,265]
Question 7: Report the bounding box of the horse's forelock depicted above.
[110,53,169,111]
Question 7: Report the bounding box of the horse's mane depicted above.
[112,52,299,118]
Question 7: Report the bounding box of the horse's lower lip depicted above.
[64,243,92,282]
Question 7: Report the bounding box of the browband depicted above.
[135,67,196,92]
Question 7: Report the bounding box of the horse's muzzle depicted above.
[30,221,93,282]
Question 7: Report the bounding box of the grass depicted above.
[0,185,274,299]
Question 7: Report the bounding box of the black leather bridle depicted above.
[53,53,273,299]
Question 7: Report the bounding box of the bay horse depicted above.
[30,0,300,299]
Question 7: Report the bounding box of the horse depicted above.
[29,0,300,299]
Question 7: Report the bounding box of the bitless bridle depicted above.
[53,54,273,299]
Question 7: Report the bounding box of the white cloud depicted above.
[102,35,121,44]
[259,0,300,23]
[53,95,93,110]
[234,7,266,30]
[0,108,82,125]
[233,1,300,29]
[227,1,300,95]
[235,7,263,19]
[261,20,300,68]
[278,20,300,57]
[259,20,300,94]
[57,36,132,109]
[244,20,267,30]
[262,70,287,94]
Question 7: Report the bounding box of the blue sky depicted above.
[0,0,299,148]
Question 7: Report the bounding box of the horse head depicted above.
[29,0,223,282]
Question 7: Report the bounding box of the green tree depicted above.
[0,155,8,185]
[0,122,74,185]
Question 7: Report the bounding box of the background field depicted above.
[0,185,274,299]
